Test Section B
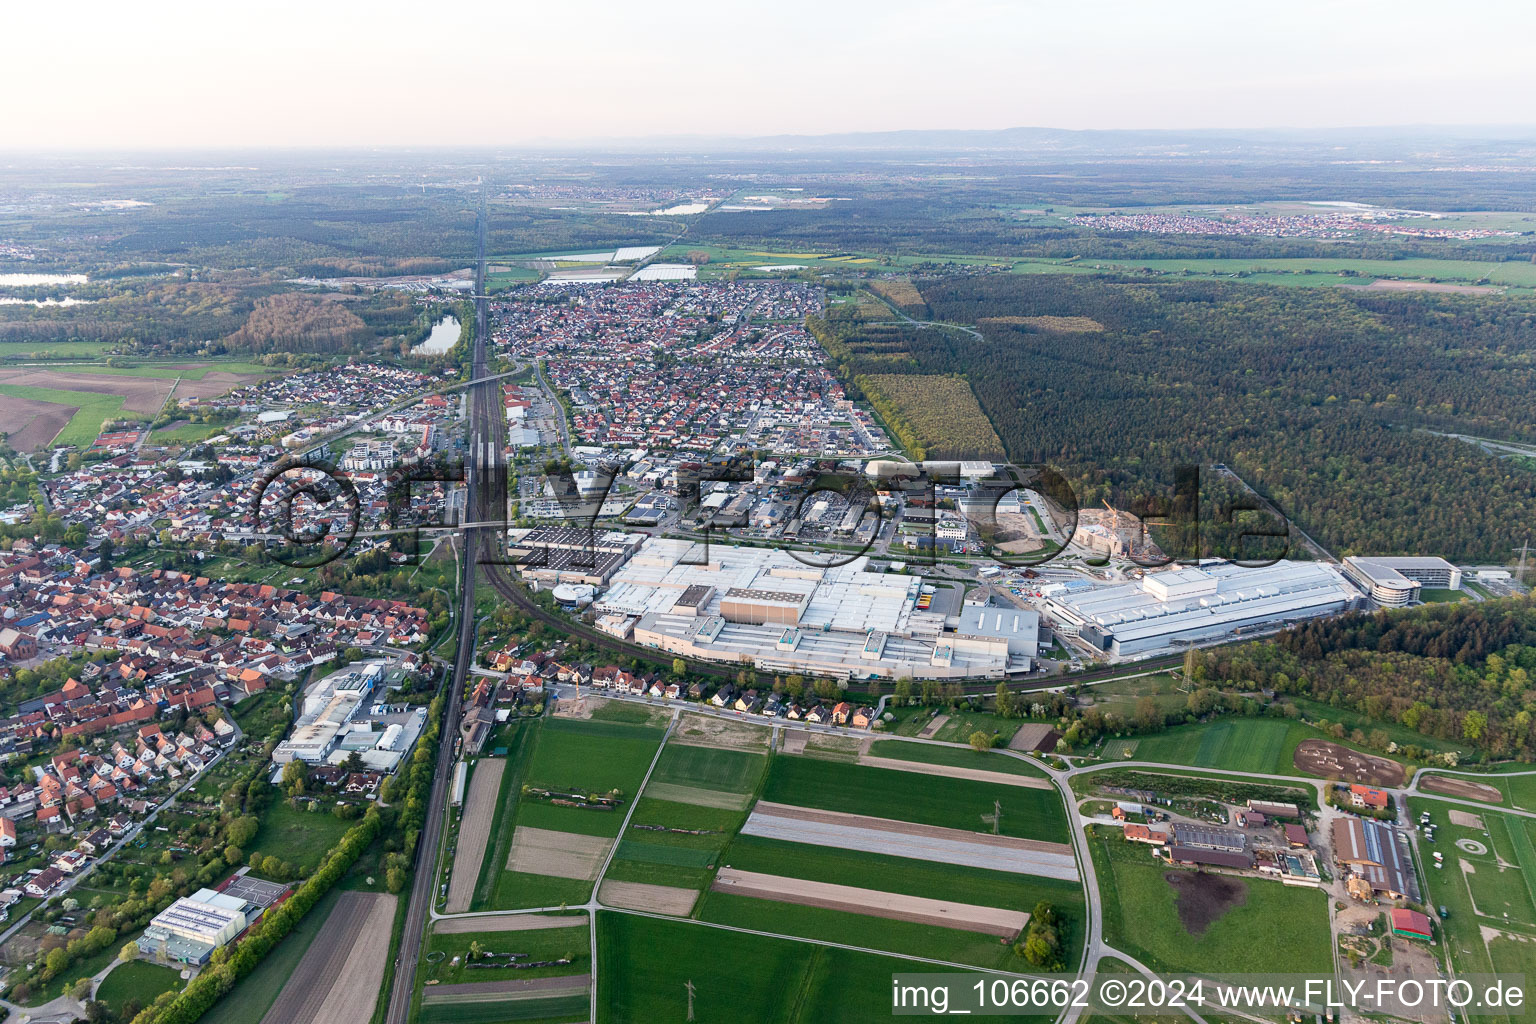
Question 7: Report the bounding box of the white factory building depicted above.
[272,660,425,772]
[137,889,251,965]
[1342,556,1462,607]
[1043,560,1359,659]
[588,537,1031,679]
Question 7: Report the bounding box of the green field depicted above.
[1008,255,1536,290]
[0,383,126,447]
[249,798,356,873]
[603,797,745,890]
[1089,829,1332,975]
[514,717,668,838]
[421,924,590,986]
[419,993,587,1024]
[153,419,231,443]
[649,743,767,794]
[1099,717,1312,774]
[96,961,186,1015]
[595,911,992,1024]
[760,755,1069,842]
[0,340,115,358]
[865,738,1047,777]
[697,890,1028,971]
[484,717,666,910]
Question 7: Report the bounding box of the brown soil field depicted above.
[0,395,75,449]
[447,758,506,912]
[712,867,1028,938]
[1293,739,1405,786]
[980,315,1105,332]
[0,368,175,414]
[168,369,265,402]
[1008,723,1063,753]
[916,714,950,739]
[1165,869,1246,936]
[858,755,1053,790]
[672,712,771,751]
[506,827,611,880]
[780,730,807,754]
[259,891,395,1024]
[1355,280,1500,295]
[433,913,585,935]
[1449,809,1486,829]
[597,879,699,916]
[1421,774,1503,804]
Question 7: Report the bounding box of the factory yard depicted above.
[446,758,506,912]
[258,891,396,1024]
[712,867,1030,937]
[740,802,1079,880]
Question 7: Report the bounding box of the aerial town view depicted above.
[3,3,1536,1023]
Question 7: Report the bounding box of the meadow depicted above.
[1098,717,1312,775]
[1408,797,1536,1024]
[1088,828,1332,975]
[95,962,186,1016]
[864,738,1047,777]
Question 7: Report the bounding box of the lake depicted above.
[413,314,461,355]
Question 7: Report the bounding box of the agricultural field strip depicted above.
[857,754,1053,789]
[432,914,583,935]
[741,802,1078,880]
[597,879,699,916]
[711,867,1029,938]
[306,894,396,1024]
[639,780,753,810]
[506,826,612,881]
[447,759,505,913]
[418,974,593,1005]
[257,891,393,1024]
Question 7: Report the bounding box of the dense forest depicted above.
[1194,598,1536,761]
[860,274,1536,563]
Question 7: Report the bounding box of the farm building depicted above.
[1349,784,1390,810]
[1248,800,1301,819]
[1124,824,1168,845]
[1332,818,1421,902]
[1285,824,1310,848]
[1391,908,1433,941]
[1168,845,1254,870]
[1172,823,1247,853]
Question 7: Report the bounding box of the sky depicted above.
[9,0,1536,149]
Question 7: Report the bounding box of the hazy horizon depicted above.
[10,0,1536,150]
